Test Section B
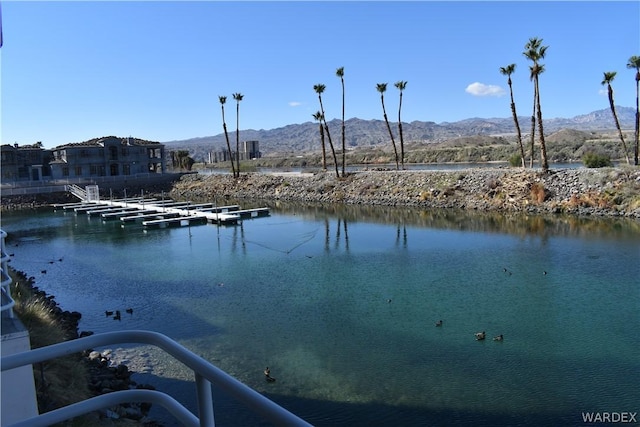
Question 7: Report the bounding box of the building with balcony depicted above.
[0,143,53,183]
[49,136,165,180]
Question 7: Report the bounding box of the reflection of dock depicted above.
[52,198,269,228]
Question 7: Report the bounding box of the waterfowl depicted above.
[126,308,133,315]
[435,320,443,327]
[105,310,114,317]
[264,367,276,382]
[475,331,486,341]
[493,334,504,341]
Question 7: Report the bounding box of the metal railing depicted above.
[66,184,87,200]
[1,330,312,427]
[0,230,15,317]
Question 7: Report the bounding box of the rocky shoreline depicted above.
[169,167,640,218]
[3,168,640,218]
[10,269,160,425]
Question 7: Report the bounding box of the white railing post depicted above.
[195,373,215,427]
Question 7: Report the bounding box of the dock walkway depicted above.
[52,198,269,228]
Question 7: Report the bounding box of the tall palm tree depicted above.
[232,93,243,178]
[524,37,549,172]
[394,80,407,169]
[218,96,236,177]
[499,64,526,167]
[627,55,640,165]
[336,67,346,176]
[313,84,339,177]
[312,111,327,171]
[601,72,630,164]
[376,83,399,170]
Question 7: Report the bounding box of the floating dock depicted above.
[52,198,269,228]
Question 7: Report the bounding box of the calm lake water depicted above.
[2,202,639,426]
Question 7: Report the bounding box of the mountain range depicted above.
[163,106,636,160]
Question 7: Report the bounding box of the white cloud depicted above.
[289,101,302,107]
[465,82,505,97]
[598,89,608,96]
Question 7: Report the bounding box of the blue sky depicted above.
[1,1,639,149]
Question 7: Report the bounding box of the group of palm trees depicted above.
[218,93,244,178]
[313,67,351,178]
[313,67,409,177]
[501,38,640,171]
[217,41,639,180]
[601,55,640,166]
[499,37,551,171]
[376,81,407,171]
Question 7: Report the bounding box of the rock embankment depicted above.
[170,167,640,218]
[10,270,159,424]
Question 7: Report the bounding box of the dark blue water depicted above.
[2,204,638,426]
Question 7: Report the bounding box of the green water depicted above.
[2,204,638,426]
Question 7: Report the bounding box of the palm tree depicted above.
[499,64,526,167]
[376,83,399,170]
[601,72,630,164]
[313,84,339,177]
[336,67,346,177]
[394,80,407,169]
[232,93,243,178]
[524,37,549,172]
[218,96,236,177]
[627,55,640,165]
[312,111,327,171]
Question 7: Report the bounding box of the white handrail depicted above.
[7,389,200,427]
[1,330,312,427]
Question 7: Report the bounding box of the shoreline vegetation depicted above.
[2,166,639,425]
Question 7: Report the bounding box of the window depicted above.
[75,166,83,176]
[123,164,130,175]
[62,167,69,177]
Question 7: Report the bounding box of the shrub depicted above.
[582,152,612,168]
[508,154,522,167]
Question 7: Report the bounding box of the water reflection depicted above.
[2,202,638,427]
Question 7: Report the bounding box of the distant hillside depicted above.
[163,107,636,161]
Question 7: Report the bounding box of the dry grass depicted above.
[9,270,140,426]
[530,182,546,204]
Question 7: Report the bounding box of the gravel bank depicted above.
[169,168,640,218]
[2,168,639,218]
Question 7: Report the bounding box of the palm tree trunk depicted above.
[608,87,631,164]
[535,77,549,172]
[221,107,236,177]
[318,97,340,178]
[529,90,536,168]
[341,80,346,177]
[635,78,639,165]
[381,98,399,170]
[508,81,525,167]
[235,104,240,178]
[319,123,327,171]
[398,94,405,170]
